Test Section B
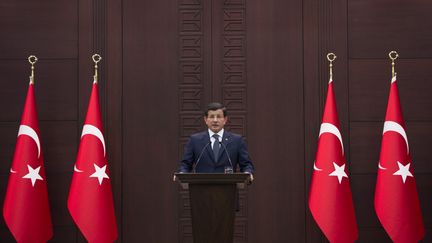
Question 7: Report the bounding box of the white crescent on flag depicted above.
[74,165,84,173]
[319,123,344,155]
[313,161,323,171]
[378,162,387,170]
[18,125,41,158]
[81,124,106,156]
[383,121,409,154]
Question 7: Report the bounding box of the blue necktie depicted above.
[212,134,220,161]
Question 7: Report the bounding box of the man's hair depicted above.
[204,102,227,117]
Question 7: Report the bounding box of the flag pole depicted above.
[92,54,102,84]
[326,53,336,81]
[389,51,399,78]
[28,55,38,84]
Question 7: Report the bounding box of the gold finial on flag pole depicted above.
[28,55,38,84]
[92,54,102,84]
[327,53,336,81]
[389,51,398,78]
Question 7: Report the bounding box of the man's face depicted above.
[204,109,227,133]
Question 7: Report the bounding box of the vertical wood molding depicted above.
[303,0,322,240]
[178,0,205,241]
[304,0,349,241]
[93,0,107,119]
[221,0,247,138]
[178,0,206,145]
[106,0,123,240]
[221,1,248,242]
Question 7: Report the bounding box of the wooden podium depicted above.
[175,173,250,243]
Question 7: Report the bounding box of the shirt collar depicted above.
[208,129,224,140]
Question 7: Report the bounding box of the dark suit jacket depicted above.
[178,131,254,173]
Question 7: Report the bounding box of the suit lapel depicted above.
[222,131,233,146]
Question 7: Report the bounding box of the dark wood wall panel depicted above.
[348,0,432,58]
[106,0,123,238]
[123,0,178,241]
[49,227,76,243]
[40,122,77,173]
[0,123,19,172]
[417,175,432,241]
[349,59,432,121]
[303,0,322,240]
[0,60,77,121]
[406,123,432,173]
[0,205,16,242]
[247,0,305,242]
[0,0,78,58]
[349,122,382,173]
[47,174,74,226]
[351,175,383,228]
[349,60,391,121]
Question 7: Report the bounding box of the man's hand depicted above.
[244,172,254,182]
[173,174,177,182]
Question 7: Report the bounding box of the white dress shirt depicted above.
[208,129,224,148]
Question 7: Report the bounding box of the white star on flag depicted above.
[393,161,413,183]
[90,163,109,185]
[22,164,43,187]
[329,162,348,184]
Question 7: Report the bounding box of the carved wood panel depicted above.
[178,0,248,242]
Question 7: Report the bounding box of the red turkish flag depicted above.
[3,82,53,242]
[309,79,358,242]
[67,82,117,242]
[374,75,424,242]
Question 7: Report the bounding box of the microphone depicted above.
[219,141,234,173]
[193,141,212,173]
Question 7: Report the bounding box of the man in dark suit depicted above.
[176,103,254,179]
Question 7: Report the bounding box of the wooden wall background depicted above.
[0,0,431,242]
